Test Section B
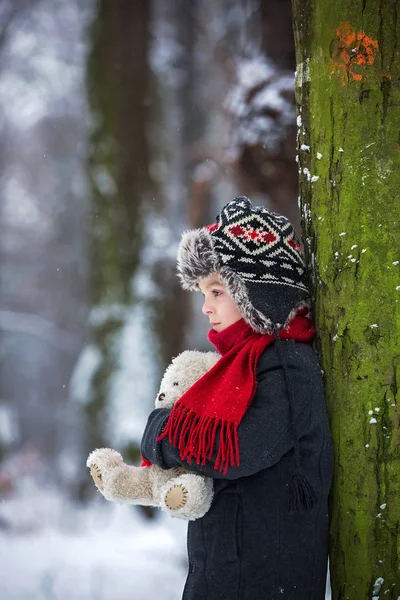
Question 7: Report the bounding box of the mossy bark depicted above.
[84,0,152,459]
[292,1,400,598]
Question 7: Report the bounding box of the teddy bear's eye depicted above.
[173,381,179,386]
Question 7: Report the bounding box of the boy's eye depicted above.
[212,290,222,297]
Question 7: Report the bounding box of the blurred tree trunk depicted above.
[229,0,301,235]
[149,0,202,363]
[259,0,296,69]
[292,1,400,598]
[85,0,153,474]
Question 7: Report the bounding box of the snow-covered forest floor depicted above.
[0,479,331,600]
[0,481,188,600]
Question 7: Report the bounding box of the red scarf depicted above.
[155,306,315,474]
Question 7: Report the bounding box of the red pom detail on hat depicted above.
[229,224,277,246]
[288,238,302,252]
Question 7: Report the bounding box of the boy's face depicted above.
[198,273,243,333]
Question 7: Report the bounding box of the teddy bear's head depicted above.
[155,350,220,409]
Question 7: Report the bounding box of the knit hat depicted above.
[177,196,311,333]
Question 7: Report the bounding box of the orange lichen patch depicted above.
[330,22,379,85]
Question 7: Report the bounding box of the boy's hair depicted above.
[177,196,311,333]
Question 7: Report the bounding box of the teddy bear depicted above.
[87,350,220,521]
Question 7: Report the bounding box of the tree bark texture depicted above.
[292,1,400,598]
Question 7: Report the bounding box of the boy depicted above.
[141,196,333,599]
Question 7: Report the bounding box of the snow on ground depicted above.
[0,482,187,600]
[0,480,331,599]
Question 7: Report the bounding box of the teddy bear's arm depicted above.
[101,464,158,505]
[95,461,184,506]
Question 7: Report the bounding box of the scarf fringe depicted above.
[157,403,240,475]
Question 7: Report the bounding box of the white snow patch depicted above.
[0,485,187,600]
[69,345,102,406]
[317,152,323,159]
[0,403,19,445]
[370,418,377,424]
[351,245,358,249]
[311,175,319,182]
[380,504,387,509]
[300,144,310,151]
[393,261,399,265]
[373,577,384,595]
[108,305,158,446]
[225,55,295,155]
[370,324,379,328]
[339,232,346,236]
[297,57,311,86]
[339,148,344,152]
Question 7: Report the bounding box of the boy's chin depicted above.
[212,318,243,333]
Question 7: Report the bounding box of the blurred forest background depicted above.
[0,0,310,598]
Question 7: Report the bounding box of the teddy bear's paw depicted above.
[87,448,124,495]
[89,463,104,491]
[160,474,214,521]
[164,483,189,511]
[87,448,123,469]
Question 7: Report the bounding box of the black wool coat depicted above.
[141,339,333,600]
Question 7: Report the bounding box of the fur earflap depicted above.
[177,228,220,290]
[219,267,276,334]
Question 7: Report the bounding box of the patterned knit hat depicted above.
[177,196,311,333]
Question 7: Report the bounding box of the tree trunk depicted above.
[82,0,153,488]
[292,1,400,598]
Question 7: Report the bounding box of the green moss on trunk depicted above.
[292,0,400,597]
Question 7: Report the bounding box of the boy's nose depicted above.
[202,300,214,315]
